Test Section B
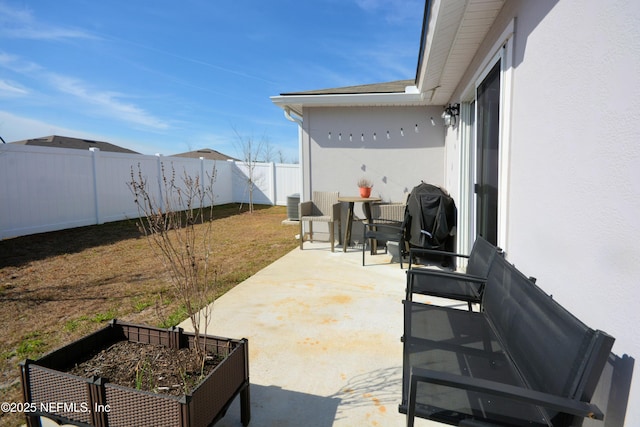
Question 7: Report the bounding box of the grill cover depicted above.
[403,182,457,264]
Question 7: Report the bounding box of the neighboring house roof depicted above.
[11,135,139,154]
[171,148,238,161]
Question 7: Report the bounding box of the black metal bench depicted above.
[406,236,502,310]
[400,254,615,426]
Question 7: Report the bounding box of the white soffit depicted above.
[418,0,505,105]
[270,88,424,118]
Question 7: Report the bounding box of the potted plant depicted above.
[357,177,373,198]
[20,162,250,427]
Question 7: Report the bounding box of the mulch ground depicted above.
[66,340,223,396]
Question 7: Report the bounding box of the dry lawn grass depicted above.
[0,204,298,426]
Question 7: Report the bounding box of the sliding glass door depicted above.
[474,61,501,246]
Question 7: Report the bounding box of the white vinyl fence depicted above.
[0,144,300,239]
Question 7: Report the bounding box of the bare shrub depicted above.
[128,162,216,371]
[233,127,269,213]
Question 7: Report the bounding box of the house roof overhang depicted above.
[270,80,425,118]
[416,0,505,105]
[271,0,505,117]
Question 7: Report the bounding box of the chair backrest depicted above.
[483,256,615,408]
[311,191,339,216]
[371,202,405,222]
[465,236,501,277]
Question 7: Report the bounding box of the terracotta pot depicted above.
[359,187,372,198]
[20,320,250,427]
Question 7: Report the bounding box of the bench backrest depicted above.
[483,255,614,407]
[465,236,501,278]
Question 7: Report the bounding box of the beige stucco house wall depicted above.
[274,1,640,422]
[436,1,639,422]
[300,105,445,202]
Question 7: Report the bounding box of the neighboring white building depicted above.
[273,0,640,423]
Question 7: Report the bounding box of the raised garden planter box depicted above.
[20,320,250,427]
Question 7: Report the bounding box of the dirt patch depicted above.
[66,341,223,396]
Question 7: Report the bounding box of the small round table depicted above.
[338,196,382,252]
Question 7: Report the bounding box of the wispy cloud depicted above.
[0,79,28,97]
[48,74,170,130]
[104,34,277,86]
[304,34,417,87]
[0,51,42,73]
[0,50,170,131]
[347,43,417,80]
[0,2,96,40]
[0,110,93,142]
[354,0,423,24]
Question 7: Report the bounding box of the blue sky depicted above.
[0,0,423,161]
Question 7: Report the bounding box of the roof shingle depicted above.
[11,135,139,154]
[280,79,415,96]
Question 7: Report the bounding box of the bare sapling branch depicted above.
[129,162,217,373]
[232,127,270,213]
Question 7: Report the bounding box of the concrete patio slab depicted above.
[180,242,448,426]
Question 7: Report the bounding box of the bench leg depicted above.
[407,374,417,427]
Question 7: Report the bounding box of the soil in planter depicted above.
[65,341,224,396]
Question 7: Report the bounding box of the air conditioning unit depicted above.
[286,193,300,220]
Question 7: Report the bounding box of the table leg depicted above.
[363,202,373,223]
[363,202,377,254]
[343,202,355,252]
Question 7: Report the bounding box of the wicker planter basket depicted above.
[20,320,250,427]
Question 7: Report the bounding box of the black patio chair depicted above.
[406,236,502,310]
[362,202,407,268]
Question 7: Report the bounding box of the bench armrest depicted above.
[406,269,486,302]
[407,367,604,425]
[409,247,470,260]
[459,420,507,427]
[407,268,486,283]
[409,247,469,269]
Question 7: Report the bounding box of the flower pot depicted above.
[20,320,250,427]
[359,187,372,198]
